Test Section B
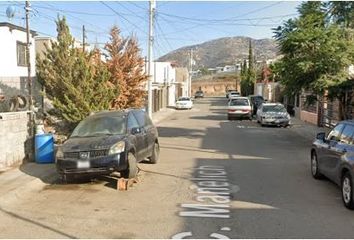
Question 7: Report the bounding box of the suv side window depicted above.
[327,123,345,141]
[133,110,147,127]
[127,113,140,130]
[339,124,354,144]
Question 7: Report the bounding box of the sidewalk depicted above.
[289,117,330,142]
[152,107,176,125]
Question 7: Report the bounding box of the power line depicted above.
[155,1,285,24]
[156,13,199,42]
[155,14,174,52]
[33,2,109,34]
[31,5,116,17]
[157,12,297,25]
[126,1,148,11]
[100,1,147,35]
[114,2,147,21]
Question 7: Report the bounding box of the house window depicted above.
[17,41,27,66]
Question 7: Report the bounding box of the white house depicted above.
[152,61,176,107]
[145,61,177,112]
[223,65,236,72]
[0,22,37,170]
[0,22,36,96]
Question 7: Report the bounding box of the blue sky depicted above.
[0,1,301,58]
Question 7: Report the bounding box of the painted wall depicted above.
[153,62,176,85]
[0,25,36,77]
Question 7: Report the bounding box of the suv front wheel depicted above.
[342,171,354,209]
[149,142,160,164]
[311,152,323,179]
[121,152,138,179]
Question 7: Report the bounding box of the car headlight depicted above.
[109,141,125,155]
[56,147,64,159]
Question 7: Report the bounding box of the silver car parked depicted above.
[311,121,354,209]
[256,103,290,127]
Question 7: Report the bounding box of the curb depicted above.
[152,108,176,125]
[288,120,329,142]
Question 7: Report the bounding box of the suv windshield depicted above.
[251,96,264,103]
[179,97,191,101]
[71,115,126,137]
[263,105,286,113]
[230,99,249,106]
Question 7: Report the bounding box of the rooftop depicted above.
[0,22,37,36]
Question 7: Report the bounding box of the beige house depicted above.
[175,67,189,98]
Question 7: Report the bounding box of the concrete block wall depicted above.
[300,110,318,126]
[0,111,29,170]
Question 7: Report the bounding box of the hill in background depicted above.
[157,36,278,68]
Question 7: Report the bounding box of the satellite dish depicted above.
[6,5,16,19]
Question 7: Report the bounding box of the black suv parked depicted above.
[248,95,264,116]
[56,109,159,181]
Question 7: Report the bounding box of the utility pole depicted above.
[188,49,193,97]
[82,25,86,52]
[25,0,35,144]
[25,0,32,112]
[147,0,155,118]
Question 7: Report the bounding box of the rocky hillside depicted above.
[157,36,278,68]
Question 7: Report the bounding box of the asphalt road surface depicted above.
[1,97,354,238]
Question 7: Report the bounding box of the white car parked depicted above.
[256,103,291,127]
[228,91,241,99]
[175,97,193,110]
[227,97,252,120]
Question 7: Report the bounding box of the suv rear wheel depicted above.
[121,152,138,179]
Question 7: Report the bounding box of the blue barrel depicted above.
[35,133,55,163]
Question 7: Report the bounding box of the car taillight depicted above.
[228,109,236,112]
[241,109,250,112]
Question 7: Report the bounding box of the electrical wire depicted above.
[126,1,148,11]
[100,1,147,35]
[155,14,174,52]
[33,2,109,34]
[114,2,147,21]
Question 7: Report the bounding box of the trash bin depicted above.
[35,133,55,164]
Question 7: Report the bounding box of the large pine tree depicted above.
[105,26,148,110]
[36,17,115,124]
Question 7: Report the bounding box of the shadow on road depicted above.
[19,163,59,184]
[158,126,205,139]
[0,206,77,238]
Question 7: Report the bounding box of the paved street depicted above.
[1,97,354,238]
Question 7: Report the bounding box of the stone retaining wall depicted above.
[0,111,30,170]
